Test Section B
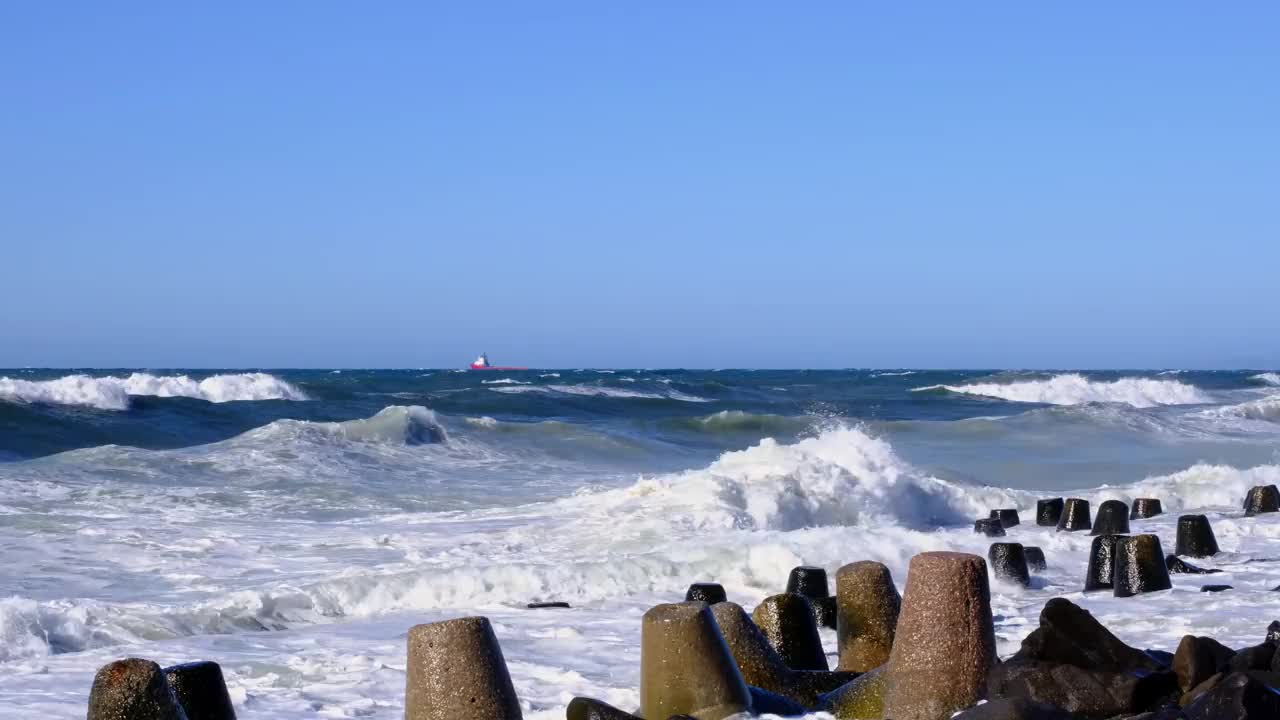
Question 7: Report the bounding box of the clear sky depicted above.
[2,3,1277,369]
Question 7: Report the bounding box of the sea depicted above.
[2,368,1279,718]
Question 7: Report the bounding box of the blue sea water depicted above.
[1,368,1279,717]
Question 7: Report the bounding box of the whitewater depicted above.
[2,368,1280,718]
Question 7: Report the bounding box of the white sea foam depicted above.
[915,373,1212,408]
[488,384,710,402]
[5,421,1280,717]
[481,378,530,385]
[1198,395,1280,423]
[872,370,917,377]
[1251,372,1280,386]
[0,373,307,410]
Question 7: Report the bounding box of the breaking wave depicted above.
[914,373,1212,408]
[245,405,448,446]
[0,373,307,411]
[1199,395,1280,423]
[667,410,811,435]
[488,384,710,402]
[1251,373,1280,386]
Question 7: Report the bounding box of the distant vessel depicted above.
[468,352,528,371]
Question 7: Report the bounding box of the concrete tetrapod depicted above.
[87,658,189,720]
[162,661,236,720]
[710,602,853,707]
[640,601,752,720]
[835,560,900,672]
[405,616,522,720]
[883,551,997,720]
[752,593,829,671]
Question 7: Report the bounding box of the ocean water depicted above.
[2,368,1280,718]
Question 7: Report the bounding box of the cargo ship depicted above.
[468,353,528,371]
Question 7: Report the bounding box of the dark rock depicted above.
[1131,499,1165,520]
[745,685,807,716]
[1058,498,1093,532]
[786,566,830,599]
[1201,585,1234,593]
[1038,498,1066,526]
[1025,547,1048,572]
[1093,500,1132,536]
[1114,535,1173,598]
[1266,621,1280,645]
[752,593,828,671]
[835,560,900,672]
[1179,673,1223,708]
[989,542,1032,586]
[1084,535,1127,592]
[565,697,640,720]
[991,508,1022,528]
[1244,485,1280,516]
[950,696,1081,719]
[685,582,727,604]
[87,658,189,720]
[405,616,523,720]
[1173,636,1236,692]
[1166,556,1222,575]
[1009,598,1165,673]
[162,661,236,720]
[1176,516,1220,558]
[640,602,751,719]
[884,551,996,720]
[1226,643,1276,672]
[1183,672,1280,719]
[527,601,571,609]
[1147,650,1177,668]
[976,518,1007,537]
[988,660,1178,718]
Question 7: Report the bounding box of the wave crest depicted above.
[0,372,307,410]
[914,373,1211,408]
[249,405,447,446]
[1251,372,1280,386]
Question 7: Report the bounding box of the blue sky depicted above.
[2,3,1277,368]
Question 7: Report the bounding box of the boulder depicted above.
[1084,535,1126,592]
[1175,516,1220,558]
[1007,598,1165,673]
[1058,498,1093,532]
[1114,535,1173,598]
[405,616,523,720]
[988,660,1178,719]
[1092,500,1131,536]
[1166,556,1221,575]
[640,602,752,720]
[835,560,900,672]
[1226,643,1276,672]
[1183,672,1280,719]
[1201,585,1233,593]
[87,658,189,720]
[1131,498,1164,520]
[1266,621,1280,645]
[950,697,1082,719]
[883,551,997,720]
[1179,673,1224,708]
[1172,636,1235,692]
[752,593,829,671]
[162,661,236,720]
[989,542,1032,587]
[1038,498,1066,526]
[1243,485,1280,516]
[685,582,727,604]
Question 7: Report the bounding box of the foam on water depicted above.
[1250,372,1280,386]
[0,372,307,410]
[916,372,1213,407]
[488,383,711,402]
